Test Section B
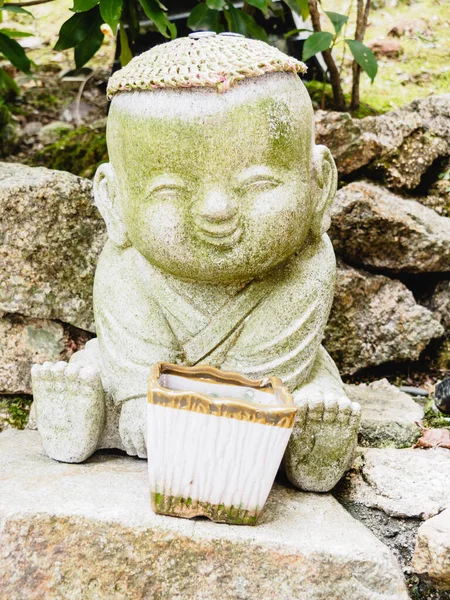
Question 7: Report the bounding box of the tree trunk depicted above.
[350,0,371,111]
[308,0,346,111]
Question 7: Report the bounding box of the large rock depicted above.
[324,262,443,374]
[315,94,450,189]
[0,314,66,394]
[345,379,423,448]
[426,280,450,332]
[0,162,106,332]
[329,181,450,273]
[314,108,420,176]
[369,129,448,191]
[339,447,450,520]
[0,430,409,599]
[413,508,450,590]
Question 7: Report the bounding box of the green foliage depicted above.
[54,6,105,68]
[0,3,34,101]
[299,7,378,86]
[325,10,348,36]
[0,397,32,430]
[345,39,378,82]
[302,31,333,62]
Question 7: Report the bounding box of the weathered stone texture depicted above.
[370,129,447,190]
[345,379,423,448]
[413,508,450,590]
[0,430,409,600]
[329,181,450,273]
[324,262,443,374]
[339,447,450,520]
[315,94,450,190]
[0,162,106,332]
[426,280,450,333]
[0,313,66,394]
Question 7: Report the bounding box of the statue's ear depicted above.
[94,163,129,248]
[310,145,337,238]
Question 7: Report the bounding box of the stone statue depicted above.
[32,33,361,493]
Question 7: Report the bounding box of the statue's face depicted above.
[108,76,314,283]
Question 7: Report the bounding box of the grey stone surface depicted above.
[370,129,448,191]
[339,447,450,520]
[324,261,443,374]
[413,508,450,590]
[315,94,450,189]
[0,313,66,394]
[329,181,450,273]
[0,430,409,599]
[426,280,450,333]
[346,379,423,448]
[314,108,421,176]
[0,162,106,331]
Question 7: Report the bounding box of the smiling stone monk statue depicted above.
[31,33,361,492]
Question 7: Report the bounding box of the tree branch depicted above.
[308,0,346,110]
[351,0,371,111]
[4,0,55,7]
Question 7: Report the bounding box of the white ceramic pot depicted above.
[147,362,296,525]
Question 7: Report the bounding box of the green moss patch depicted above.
[152,492,259,525]
[30,120,107,179]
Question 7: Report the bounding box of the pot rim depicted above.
[148,362,297,428]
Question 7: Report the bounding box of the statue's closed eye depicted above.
[239,176,281,194]
[150,184,186,200]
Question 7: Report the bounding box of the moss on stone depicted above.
[0,397,32,431]
[151,492,259,525]
[423,398,450,430]
[30,120,108,179]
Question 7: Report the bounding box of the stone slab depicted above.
[345,379,423,448]
[339,447,450,520]
[0,430,408,600]
[413,508,450,590]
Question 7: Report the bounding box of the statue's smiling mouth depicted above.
[195,219,242,247]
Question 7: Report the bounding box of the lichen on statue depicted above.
[31,35,361,493]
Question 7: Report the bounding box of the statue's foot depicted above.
[283,393,361,492]
[31,361,105,463]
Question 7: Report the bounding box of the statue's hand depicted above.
[119,397,147,458]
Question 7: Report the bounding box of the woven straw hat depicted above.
[107,32,306,98]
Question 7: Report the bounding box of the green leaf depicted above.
[224,2,246,35]
[302,31,333,62]
[239,11,268,41]
[284,27,313,39]
[283,0,309,21]
[100,0,123,32]
[0,28,33,37]
[345,39,378,82]
[0,4,33,17]
[206,0,224,8]
[138,0,176,38]
[55,10,97,50]
[0,31,31,74]
[119,22,132,65]
[245,0,267,11]
[187,3,219,31]
[71,0,99,12]
[325,11,348,36]
[0,66,19,94]
[74,28,103,67]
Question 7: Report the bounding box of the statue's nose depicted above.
[196,188,237,223]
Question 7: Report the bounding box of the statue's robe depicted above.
[94,235,336,405]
